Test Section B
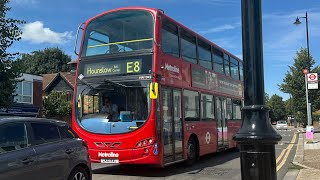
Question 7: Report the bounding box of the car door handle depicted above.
[22,158,34,164]
[65,149,74,154]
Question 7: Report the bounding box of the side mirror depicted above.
[149,82,159,99]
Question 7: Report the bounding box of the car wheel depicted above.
[68,166,89,180]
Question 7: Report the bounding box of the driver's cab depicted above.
[78,90,149,134]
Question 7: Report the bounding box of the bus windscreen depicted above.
[75,80,151,134]
[81,10,154,57]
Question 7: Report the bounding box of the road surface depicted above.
[92,127,297,180]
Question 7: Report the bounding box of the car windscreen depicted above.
[277,121,287,124]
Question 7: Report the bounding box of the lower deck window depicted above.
[183,90,199,121]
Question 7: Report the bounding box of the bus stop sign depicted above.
[307,73,318,89]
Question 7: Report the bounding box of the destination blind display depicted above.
[83,59,143,77]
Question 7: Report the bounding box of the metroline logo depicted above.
[98,152,119,158]
[164,63,180,73]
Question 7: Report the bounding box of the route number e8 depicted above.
[127,61,141,73]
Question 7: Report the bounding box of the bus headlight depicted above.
[135,137,154,148]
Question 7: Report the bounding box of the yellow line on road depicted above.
[276,149,287,164]
[276,133,297,171]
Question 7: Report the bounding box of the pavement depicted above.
[283,128,320,180]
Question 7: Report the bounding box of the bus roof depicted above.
[82,6,242,62]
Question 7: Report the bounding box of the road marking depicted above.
[276,133,297,171]
[276,149,287,164]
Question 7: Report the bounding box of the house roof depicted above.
[42,73,58,91]
[60,72,76,87]
[42,72,75,91]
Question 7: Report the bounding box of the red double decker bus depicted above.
[72,7,243,167]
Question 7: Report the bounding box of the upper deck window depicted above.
[239,61,243,81]
[161,19,179,57]
[180,30,197,64]
[198,40,212,69]
[81,10,154,57]
[224,53,231,76]
[212,48,224,74]
[230,57,239,80]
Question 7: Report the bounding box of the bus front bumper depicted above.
[89,145,160,165]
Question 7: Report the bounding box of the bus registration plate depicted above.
[101,159,119,164]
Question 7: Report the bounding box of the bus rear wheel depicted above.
[186,138,197,165]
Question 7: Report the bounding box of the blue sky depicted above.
[7,0,320,100]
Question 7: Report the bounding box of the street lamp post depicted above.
[294,12,312,126]
[233,0,281,179]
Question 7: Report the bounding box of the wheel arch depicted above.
[188,133,200,158]
[69,163,92,180]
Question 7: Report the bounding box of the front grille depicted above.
[94,142,122,148]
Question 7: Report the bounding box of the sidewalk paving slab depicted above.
[294,131,320,180]
[282,170,299,180]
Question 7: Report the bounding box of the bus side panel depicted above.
[227,120,241,148]
[157,53,185,88]
[184,121,218,157]
[199,121,218,156]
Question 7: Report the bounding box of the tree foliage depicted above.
[265,93,270,104]
[267,94,286,121]
[43,91,72,118]
[279,48,320,124]
[17,47,71,75]
[285,98,294,115]
[0,0,25,108]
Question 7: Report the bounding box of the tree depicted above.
[285,97,294,115]
[17,47,71,75]
[0,0,25,108]
[279,48,320,124]
[266,94,286,121]
[265,93,270,104]
[43,91,72,120]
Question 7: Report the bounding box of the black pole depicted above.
[305,12,312,125]
[233,0,282,180]
[305,12,310,67]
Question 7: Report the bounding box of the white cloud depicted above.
[21,21,73,44]
[210,37,236,50]
[199,24,239,34]
[262,9,320,66]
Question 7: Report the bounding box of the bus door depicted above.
[215,97,228,149]
[222,98,228,147]
[173,89,183,160]
[161,88,183,163]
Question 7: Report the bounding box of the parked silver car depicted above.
[0,117,92,180]
[276,120,288,130]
